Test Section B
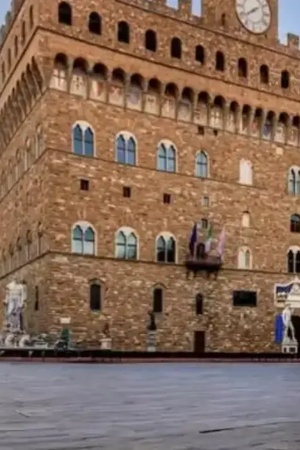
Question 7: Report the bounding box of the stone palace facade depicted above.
[0,0,300,352]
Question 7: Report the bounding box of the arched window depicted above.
[238,247,252,270]
[288,167,300,195]
[116,133,136,165]
[287,248,300,273]
[21,21,26,45]
[117,21,130,43]
[216,51,225,71]
[195,294,203,315]
[291,214,300,233]
[195,45,205,64]
[29,6,34,29]
[14,36,18,57]
[170,37,181,59]
[239,159,253,185]
[281,70,290,89]
[115,228,138,260]
[238,58,247,78]
[145,29,157,51]
[157,142,176,172]
[242,211,250,228]
[58,2,72,25]
[196,151,208,178]
[72,122,95,157]
[156,234,176,263]
[89,280,102,311]
[72,222,96,255]
[89,12,102,35]
[34,286,39,311]
[260,65,269,84]
[153,287,163,313]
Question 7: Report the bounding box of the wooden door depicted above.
[194,331,205,354]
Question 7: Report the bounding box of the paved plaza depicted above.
[0,362,300,449]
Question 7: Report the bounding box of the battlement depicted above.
[0,0,24,47]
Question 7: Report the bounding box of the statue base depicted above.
[281,338,298,354]
[147,331,156,352]
[101,338,112,350]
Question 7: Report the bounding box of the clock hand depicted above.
[246,6,259,15]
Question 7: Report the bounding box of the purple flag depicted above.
[189,223,197,256]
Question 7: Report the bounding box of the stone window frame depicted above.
[239,159,253,186]
[155,232,177,264]
[156,139,177,173]
[287,246,300,274]
[89,278,104,312]
[115,131,138,166]
[288,166,300,195]
[195,150,209,178]
[115,226,139,260]
[238,246,253,270]
[72,120,96,157]
[71,221,97,256]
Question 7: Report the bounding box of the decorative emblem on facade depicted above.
[274,277,300,308]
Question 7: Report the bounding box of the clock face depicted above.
[236,0,271,34]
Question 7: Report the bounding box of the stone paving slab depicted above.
[0,362,300,449]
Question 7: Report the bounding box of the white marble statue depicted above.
[282,304,296,343]
[3,281,27,333]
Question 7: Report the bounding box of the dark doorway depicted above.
[194,331,205,354]
[292,316,300,353]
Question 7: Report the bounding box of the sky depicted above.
[0,0,299,42]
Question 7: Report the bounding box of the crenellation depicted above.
[287,33,300,50]
[178,0,192,18]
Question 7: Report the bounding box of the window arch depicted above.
[72,122,95,157]
[115,227,138,260]
[238,247,252,270]
[89,280,102,311]
[117,21,130,43]
[238,58,248,78]
[290,214,300,233]
[260,64,269,84]
[195,45,205,64]
[29,6,34,29]
[281,70,290,89]
[216,51,225,71]
[58,2,72,25]
[145,29,157,51]
[288,166,300,195]
[115,132,136,165]
[195,293,203,315]
[21,21,26,45]
[71,221,96,255]
[152,286,164,313]
[287,247,300,273]
[170,37,182,59]
[239,159,253,185]
[157,140,176,172]
[156,233,176,263]
[195,151,208,178]
[88,12,102,35]
[242,211,250,228]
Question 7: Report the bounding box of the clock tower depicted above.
[202,0,278,42]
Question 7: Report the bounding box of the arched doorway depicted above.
[292,315,300,353]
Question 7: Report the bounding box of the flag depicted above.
[217,227,226,257]
[189,222,197,256]
[204,223,213,253]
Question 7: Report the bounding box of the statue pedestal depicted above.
[147,331,156,352]
[281,338,298,354]
[101,338,112,350]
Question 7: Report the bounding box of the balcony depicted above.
[185,245,223,279]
